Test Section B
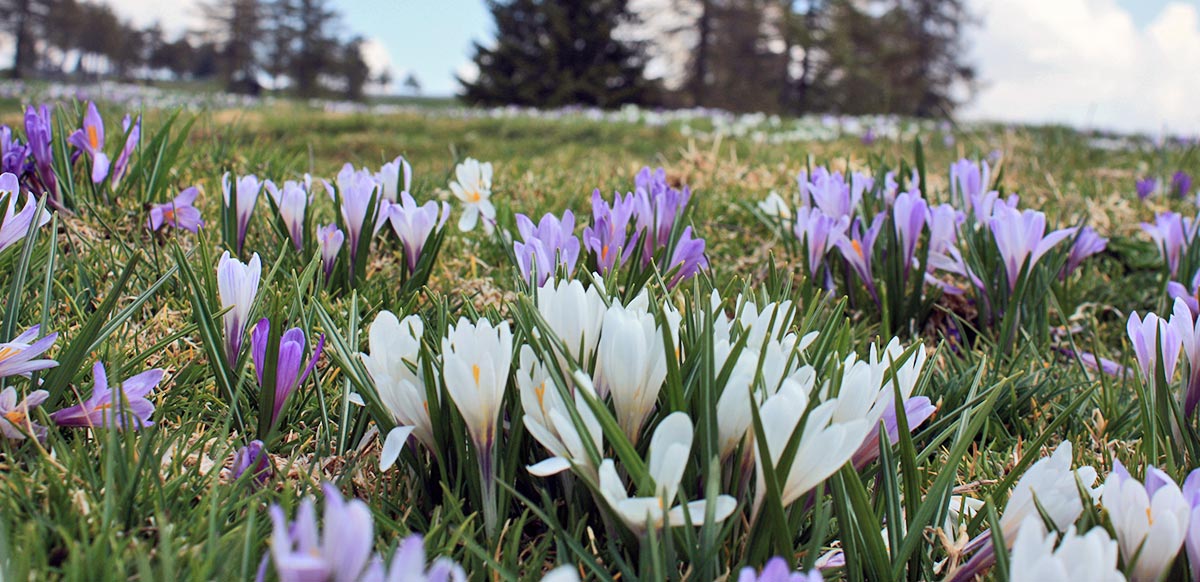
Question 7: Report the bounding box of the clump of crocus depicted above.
[217,252,262,365]
[250,318,324,433]
[513,210,580,286]
[221,172,263,255]
[67,102,109,184]
[50,361,163,430]
[1137,177,1157,200]
[450,157,495,234]
[147,187,204,233]
[0,386,49,442]
[0,324,58,379]
[633,166,691,260]
[24,105,57,204]
[583,189,639,274]
[0,171,52,253]
[1176,171,1194,197]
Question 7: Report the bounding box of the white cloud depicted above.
[359,37,395,94]
[108,0,202,35]
[965,0,1200,135]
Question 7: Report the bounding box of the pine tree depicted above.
[461,0,654,108]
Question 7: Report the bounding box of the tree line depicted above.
[462,0,976,116]
[0,0,382,99]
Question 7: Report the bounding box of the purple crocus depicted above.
[264,180,309,251]
[1142,211,1197,278]
[989,205,1076,291]
[861,127,877,146]
[851,397,937,469]
[834,214,884,300]
[67,102,109,183]
[1060,226,1107,279]
[632,166,690,261]
[513,210,581,286]
[1182,469,1200,582]
[664,225,707,289]
[1169,270,1200,318]
[793,206,850,281]
[222,173,263,254]
[263,483,374,582]
[1137,177,1158,200]
[147,187,204,233]
[360,534,468,581]
[1057,348,1129,378]
[250,318,325,429]
[892,190,928,274]
[1175,171,1194,197]
[804,168,860,219]
[316,223,344,282]
[386,192,449,274]
[336,164,381,270]
[950,158,989,211]
[375,154,411,203]
[926,203,963,257]
[1127,310,1182,385]
[0,126,29,176]
[231,439,272,486]
[583,189,639,274]
[23,105,57,203]
[110,115,140,187]
[0,325,58,379]
[0,386,49,442]
[50,361,162,430]
[737,558,823,582]
[0,171,51,253]
[1172,297,1200,417]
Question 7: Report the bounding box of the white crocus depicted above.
[449,158,495,234]
[597,412,736,534]
[998,440,1100,540]
[1008,517,1125,582]
[361,311,433,471]
[536,278,607,372]
[265,180,309,251]
[216,251,261,365]
[757,190,794,229]
[593,302,669,443]
[713,332,812,460]
[1103,462,1190,582]
[518,346,602,478]
[375,154,412,202]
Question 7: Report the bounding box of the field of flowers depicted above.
[0,91,1198,581]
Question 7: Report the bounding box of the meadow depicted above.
[0,89,1197,581]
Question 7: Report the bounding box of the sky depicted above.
[106,0,1200,135]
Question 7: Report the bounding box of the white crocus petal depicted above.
[1009,517,1124,582]
[1103,466,1189,582]
[536,278,607,371]
[539,566,581,582]
[527,456,572,477]
[346,392,364,406]
[647,412,693,501]
[667,497,739,527]
[1000,441,1098,539]
[594,302,668,442]
[442,317,513,451]
[380,426,415,472]
[361,311,436,449]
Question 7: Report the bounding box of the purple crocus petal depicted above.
[584,189,640,274]
[251,318,270,386]
[24,105,57,203]
[665,226,707,289]
[1136,177,1157,200]
[0,328,59,378]
[320,483,374,582]
[111,115,140,186]
[893,190,928,274]
[1175,171,1194,197]
[317,223,345,282]
[852,397,937,469]
[1060,226,1107,279]
[1145,466,1176,499]
[512,209,582,285]
[49,361,160,430]
[231,439,272,485]
[121,369,165,398]
[388,535,427,580]
[388,192,447,273]
[336,164,380,267]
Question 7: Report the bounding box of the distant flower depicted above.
[222,172,262,254]
[361,534,467,582]
[1008,517,1123,582]
[217,252,262,365]
[1136,177,1157,200]
[449,158,495,234]
[757,190,794,229]
[861,126,877,146]
[1175,171,1194,197]
[1104,461,1190,582]
[0,386,49,442]
[0,125,29,176]
[264,180,309,251]
[147,187,204,233]
[513,210,581,286]
[1142,211,1197,278]
[23,105,57,203]
[0,172,52,252]
[663,226,707,289]
[264,483,374,582]
[375,154,411,203]
[361,311,434,471]
[250,318,324,430]
[50,361,162,430]
[737,557,824,582]
[0,324,58,378]
[316,223,344,282]
[1060,226,1107,279]
[231,439,271,485]
[583,189,639,274]
[67,102,109,184]
[110,115,140,187]
[989,205,1076,290]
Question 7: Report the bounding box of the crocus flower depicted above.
[737,558,824,582]
[361,311,435,471]
[217,252,262,365]
[989,205,1076,290]
[597,412,737,534]
[449,158,495,234]
[758,191,794,229]
[535,278,607,371]
[663,225,707,289]
[1181,469,1200,582]
[361,534,467,582]
[893,190,927,274]
[583,189,639,274]
[23,105,57,203]
[793,206,850,281]
[147,187,204,233]
[0,325,58,379]
[264,483,374,582]
[336,164,381,268]
[513,210,580,286]
[861,126,876,146]
[1176,171,1194,197]
[632,167,691,259]
[265,180,309,251]
[67,102,109,183]
[387,192,449,274]
[0,171,52,252]
[0,386,49,442]
[950,158,990,210]
[222,172,263,254]
[520,348,602,478]
[1142,211,1197,278]
[50,361,162,429]
[375,154,411,203]
[1057,348,1130,378]
[1104,461,1190,582]
[1137,177,1157,200]
[834,214,884,299]
[850,396,937,469]
[231,439,271,485]
[1128,309,1182,384]
[1060,226,1107,279]
[592,302,669,442]
[250,318,325,430]
[110,115,140,187]
[1007,517,1124,582]
[0,125,29,176]
[804,167,860,220]
[1173,297,1200,417]
[316,223,344,282]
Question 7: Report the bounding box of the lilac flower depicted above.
[851,397,937,469]
[737,557,823,582]
[251,319,324,430]
[358,534,467,582]
[67,102,109,183]
[1182,469,1200,582]
[989,205,1076,290]
[316,223,344,282]
[1142,211,1198,278]
[0,386,49,442]
[0,171,51,252]
[514,210,581,286]
[1057,348,1129,378]
[804,168,860,219]
[217,252,262,365]
[375,155,411,203]
[1176,171,1194,197]
[926,203,963,257]
[950,158,989,210]
[893,190,928,274]
[0,126,29,176]
[231,439,271,485]
[147,187,204,233]
[1172,297,1200,417]
[0,325,58,378]
[110,115,140,187]
[1137,177,1158,200]
[386,192,449,274]
[633,167,691,261]
[793,206,849,280]
[23,105,57,203]
[223,173,263,254]
[337,164,381,269]
[664,225,707,289]
[1060,226,1107,279]
[263,483,374,582]
[265,180,309,251]
[1128,310,1182,384]
[834,214,884,299]
[583,189,639,274]
[50,361,162,429]
[1170,270,1200,318]
[861,127,876,146]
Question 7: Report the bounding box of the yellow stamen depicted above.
[4,410,26,425]
[0,345,17,362]
[467,190,481,203]
[87,125,99,149]
[535,382,546,409]
[601,245,610,261]
[1147,507,1154,525]
[851,239,864,258]
[472,364,481,386]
